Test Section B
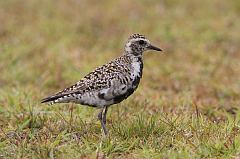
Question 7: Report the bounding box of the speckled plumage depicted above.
[41,33,162,135]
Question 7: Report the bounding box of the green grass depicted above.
[0,0,240,158]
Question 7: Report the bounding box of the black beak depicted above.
[147,44,162,51]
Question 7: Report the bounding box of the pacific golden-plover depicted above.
[41,33,162,135]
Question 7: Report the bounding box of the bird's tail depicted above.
[41,94,62,104]
[41,93,77,105]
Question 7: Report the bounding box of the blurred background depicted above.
[0,0,240,158]
[1,0,239,109]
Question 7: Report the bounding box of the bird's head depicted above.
[124,33,162,55]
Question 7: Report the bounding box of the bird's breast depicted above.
[109,58,143,104]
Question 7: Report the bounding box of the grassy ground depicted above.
[0,0,240,158]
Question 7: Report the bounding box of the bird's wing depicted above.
[41,58,130,104]
[97,77,131,101]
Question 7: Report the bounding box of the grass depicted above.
[0,0,240,158]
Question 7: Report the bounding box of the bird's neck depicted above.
[127,54,143,79]
[124,53,143,64]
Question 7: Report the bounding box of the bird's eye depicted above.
[138,40,145,45]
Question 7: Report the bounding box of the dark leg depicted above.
[98,107,108,135]
[103,106,108,125]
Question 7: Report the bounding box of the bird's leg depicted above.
[103,106,108,125]
[98,107,108,135]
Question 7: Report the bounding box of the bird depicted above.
[41,33,162,135]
